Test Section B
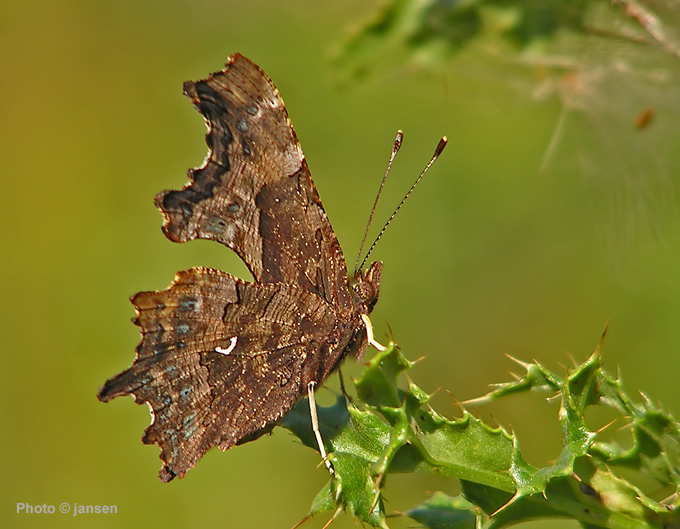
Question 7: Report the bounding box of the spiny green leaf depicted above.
[406,492,476,529]
[280,341,680,528]
[356,347,516,491]
[281,345,516,526]
[479,356,562,400]
[354,342,413,408]
[281,394,390,527]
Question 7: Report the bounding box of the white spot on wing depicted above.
[146,402,156,426]
[215,336,238,356]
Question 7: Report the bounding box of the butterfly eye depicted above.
[353,281,376,305]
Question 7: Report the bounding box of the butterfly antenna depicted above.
[354,130,404,277]
[358,135,448,273]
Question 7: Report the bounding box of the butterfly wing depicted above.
[98,267,341,481]
[98,55,383,481]
[156,54,353,310]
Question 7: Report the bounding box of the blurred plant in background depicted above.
[333,0,680,252]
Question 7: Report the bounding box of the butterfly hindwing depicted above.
[98,267,340,480]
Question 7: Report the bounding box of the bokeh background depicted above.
[2,1,679,528]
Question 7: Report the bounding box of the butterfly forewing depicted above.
[155,54,351,308]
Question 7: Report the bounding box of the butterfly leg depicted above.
[307,381,335,476]
[361,313,387,351]
[337,368,349,399]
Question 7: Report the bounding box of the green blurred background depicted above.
[2,1,679,527]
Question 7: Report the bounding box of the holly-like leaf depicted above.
[281,339,680,528]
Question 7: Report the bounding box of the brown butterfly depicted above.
[98,54,386,482]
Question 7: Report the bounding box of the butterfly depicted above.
[98,53,385,482]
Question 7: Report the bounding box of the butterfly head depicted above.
[352,261,382,313]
